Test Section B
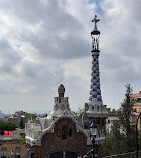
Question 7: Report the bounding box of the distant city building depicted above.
[7,111,26,126]
[131,91,141,130]
[0,130,26,158]
[108,91,141,132]
[13,110,27,118]
[132,91,141,113]
[0,111,11,120]
[0,111,5,118]
[8,117,20,126]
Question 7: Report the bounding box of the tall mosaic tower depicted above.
[85,15,107,116]
[89,14,102,104]
[81,14,108,146]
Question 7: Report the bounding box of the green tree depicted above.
[20,117,24,129]
[0,122,17,134]
[106,108,116,113]
[98,84,136,157]
[111,121,127,154]
[119,84,135,152]
[73,107,85,115]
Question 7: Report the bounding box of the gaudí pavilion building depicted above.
[25,15,108,158]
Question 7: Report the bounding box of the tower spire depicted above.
[91,14,100,35]
[89,14,102,105]
[84,14,108,145]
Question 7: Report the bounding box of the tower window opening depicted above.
[102,119,105,126]
[97,119,99,125]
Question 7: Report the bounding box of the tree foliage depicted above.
[119,84,134,136]
[19,112,36,128]
[73,107,85,115]
[20,117,24,129]
[0,121,17,133]
[98,132,126,157]
[118,84,135,151]
[107,108,116,113]
[98,84,140,157]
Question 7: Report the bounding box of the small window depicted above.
[62,126,67,140]
[69,129,72,137]
[1,148,6,158]
[31,152,35,158]
[57,129,61,137]
[15,147,20,158]
[134,108,137,112]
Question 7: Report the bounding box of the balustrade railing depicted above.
[102,150,141,158]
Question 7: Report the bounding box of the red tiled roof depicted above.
[132,112,140,116]
[132,92,141,98]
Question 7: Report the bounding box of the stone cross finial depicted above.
[92,14,100,27]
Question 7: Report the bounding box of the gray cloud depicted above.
[0,40,21,64]
[0,0,141,112]
[0,0,90,59]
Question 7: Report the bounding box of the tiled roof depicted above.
[132,92,141,98]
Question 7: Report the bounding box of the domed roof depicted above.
[58,84,65,94]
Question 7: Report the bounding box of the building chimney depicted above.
[58,84,65,103]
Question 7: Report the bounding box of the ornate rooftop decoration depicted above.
[58,84,65,94]
[91,14,100,35]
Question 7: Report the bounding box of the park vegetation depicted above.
[98,84,141,157]
[0,122,17,135]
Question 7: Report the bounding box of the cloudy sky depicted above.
[0,0,141,114]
